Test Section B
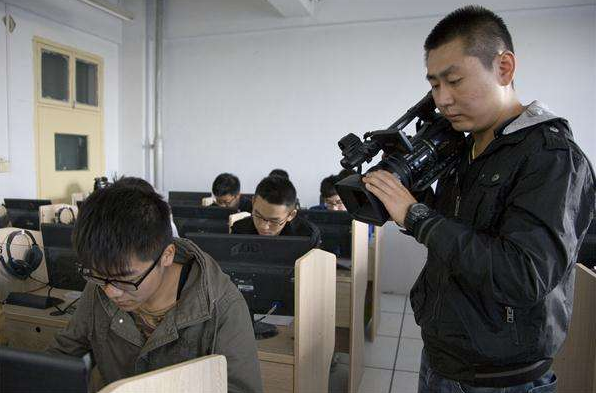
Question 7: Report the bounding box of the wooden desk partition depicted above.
[201,196,215,206]
[348,220,369,393]
[368,225,383,342]
[228,212,251,232]
[258,249,336,393]
[98,355,227,393]
[39,204,78,225]
[553,263,596,393]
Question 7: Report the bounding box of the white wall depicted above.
[163,5,596,294]
[119,0,147,178]
[0,1,121,199]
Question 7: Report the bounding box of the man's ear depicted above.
[496,50,516,87]
[161,243,176,267]
[287,208,298,222]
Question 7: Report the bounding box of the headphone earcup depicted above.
[8,256,29,279]
[26,245,43,272]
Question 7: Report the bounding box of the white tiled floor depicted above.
[358,293,422,393]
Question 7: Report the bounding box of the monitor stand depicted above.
[4,292,63,310]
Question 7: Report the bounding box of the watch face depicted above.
[411,203,428,216]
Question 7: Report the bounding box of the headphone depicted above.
[0,229,43,280]
[55,206,76,225]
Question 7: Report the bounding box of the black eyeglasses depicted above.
[78,249,165,292]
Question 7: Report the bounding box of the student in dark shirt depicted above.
[211,173,252,212]
[310,174,347,211]
[231,176,321,249]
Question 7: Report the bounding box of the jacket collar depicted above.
[96,237,216,350]
[500,101,559,136]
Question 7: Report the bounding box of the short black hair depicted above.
[74,185,173,277]
[255,176,297,208]
[320,175,339,199]
[424,5,514,70]
[212,173,240,197]
[268,169,289,180]
[113,176,155,193]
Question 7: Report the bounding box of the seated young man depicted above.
[310,174,346,211]
[231,176,321,249]
[47,182,262,393]
[211,173,252,212]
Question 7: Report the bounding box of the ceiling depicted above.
[161,0,596,39]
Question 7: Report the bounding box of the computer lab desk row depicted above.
[1,248,338,393]
[0,220,380,393]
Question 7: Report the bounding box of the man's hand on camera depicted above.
[362,170,417,227]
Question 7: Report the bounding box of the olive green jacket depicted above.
[48,238,263,393]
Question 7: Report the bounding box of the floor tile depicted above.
[364,335,399,369]
[378,312,403,337]
[381,293,406,313]
[357,367,393,393]
[391,371,419,393]
[394,338,423,372]
[401,313,421,340]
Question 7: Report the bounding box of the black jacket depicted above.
[231,216,322,250]
[408,102,595,387]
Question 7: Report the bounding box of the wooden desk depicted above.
[2,251,337,393]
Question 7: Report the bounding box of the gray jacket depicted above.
[48,237,263,393]
[409,102,596,387]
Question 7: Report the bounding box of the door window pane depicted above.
[42,50,69,102]
[76,60,98,106]
[55,134,88,171]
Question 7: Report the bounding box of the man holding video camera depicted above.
[362,6,595,393]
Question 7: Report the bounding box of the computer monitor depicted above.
[171,205,235,238]
[4,198,52,230]
[0,346,91,393]
[186,233,313,338]
[41,223,86,292]
[168,191,211,207]
[299,210,352,258]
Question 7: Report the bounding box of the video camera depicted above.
[335,91,466,226]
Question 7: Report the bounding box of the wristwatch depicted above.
[404,203,432,232]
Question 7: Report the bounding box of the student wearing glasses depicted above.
[231,176,321,249]
[47,181,262,393]
[211,173,252,212]
[310,174,347,211]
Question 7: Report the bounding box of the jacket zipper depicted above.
[506,306,520,345]
[454,173,461,217]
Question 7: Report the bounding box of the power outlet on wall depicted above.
[0,157,10,173]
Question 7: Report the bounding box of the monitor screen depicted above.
[4,198,52,231]
[41,223,86,292]
[187,233,313,316]
[168,191,211,207]
[299,210,352,258]
[0,347,91,393]
[172,206,235,238]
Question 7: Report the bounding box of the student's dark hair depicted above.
[212,173,240,197]
[113,176,155,193]
[268,169,289,180]
[320,175,338,199]
[73,185,173,277]
[255,176,297,208]
[424,5,514,70]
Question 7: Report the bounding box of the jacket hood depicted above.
[502,101,562,136]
